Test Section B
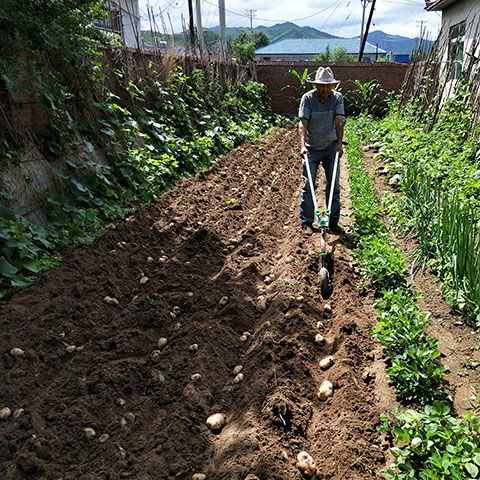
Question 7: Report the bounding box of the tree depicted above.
[235,31,270,49]
[230,31,270,64]
[312,46,356,62]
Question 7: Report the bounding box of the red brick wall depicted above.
[253,61,409,115]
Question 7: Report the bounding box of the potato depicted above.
[239,335,248,342]
[192,474,206,480]
[0,407,12,420]
[103,296,119,305]
[191,373,202,381]
[319,356,333,370]
[233,365,243,375]
[323,304,332,313]
[206,413,226,431]
[84,427,96,439]
[118,446,127,459]
[147,257,154,263]
[66,345,77,354]
[13,408,24,418]
[173,306,181,314]
[99,433,110,443]
[296,295,305,302]
[159,255,168,263]
[116,397,126,406]
[189,344,199,352]
[151,350,161,360]
[139,276,149,285]
[255,295,267,312]
[219,296,229,306]
[316,321,323,328]
[317,380,333,400]
[10,348,25,357]
[157,337,168,348]
[296,451,316,477]
[233,373,244,384]
[314,334,325,345]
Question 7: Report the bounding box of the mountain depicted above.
[353,30,434,54]
[209,22,339,44]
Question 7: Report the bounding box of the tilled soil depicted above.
[1,127,393,480]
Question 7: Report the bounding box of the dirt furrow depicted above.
[1,126,393,480]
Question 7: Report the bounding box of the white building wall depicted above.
[119,0,141,48]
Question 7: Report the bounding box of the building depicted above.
[255,39,386,62]
[94,0,141,48]
[425,0,480,80]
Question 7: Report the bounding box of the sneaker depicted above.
[329,223,345,235]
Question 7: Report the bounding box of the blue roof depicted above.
[256,38,385,55]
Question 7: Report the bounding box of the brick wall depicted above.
[253,61,409,115]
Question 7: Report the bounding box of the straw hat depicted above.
[311,67,340,84]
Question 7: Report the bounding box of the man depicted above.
[298,66,345,234]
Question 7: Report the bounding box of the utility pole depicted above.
[187,0,195,54]
[359,0,372,60]
[195,0,205,56]
[245,9,257,30]
[218,0,227,61]
[358,0,376,62]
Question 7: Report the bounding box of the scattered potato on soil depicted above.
[314,334,325,345]
[243,331,251,337]
[116,241,126,249]
[189,344,199,352]
[116,398,126,406]
[0,407,12,420]
[316,321,323,329]
[191,373,202,381]
[103,296,119,305]
[151,350,161,360]
[274,253,282,259]
[296,451,317,477]
[157,337,168,348]
[206,413,226,431]
[13,408,24,418]
[296,295,305,302]
[125,412,136,422]
[120,417,128,427]
[187,292,194,297]
[147,256,154,263]
[99,433,110,443]
[319,356,334,370]
[239,335,248,342]
[139,275,149,285]
[255,295,267,312]
[10,348,25,357]
[118,446,127,459]
[317,380,334,400]
[66,345,77,354]
[84,427,96,439]
[323,304,332,313]
[233,365,243,375]
[264,276,272,284]
[173,306,181,314]
[219,296,229,306]
[233,373,244,384]
[192,474,206,480]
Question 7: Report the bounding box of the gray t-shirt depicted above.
[298,89,345,150]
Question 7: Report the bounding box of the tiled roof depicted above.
[255,38,386,55]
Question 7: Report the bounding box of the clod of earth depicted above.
[10,348,25,357]
[191,474,206,480]
[103,296,119,305]
[315,334,325,345]
[233,373,244,384]
[139,275,149,285]
[0,407,12,420]
[319,356,334,370]
[206,413,226,431]
[219,296,229,306]
[116,398,126,406]
[233,365,243,375]
[118,446,127,459]
[151,350,161,360]
[157,337,168,348]
[125,412,136,422]
[99,433,110,443]
[189,344,199,352]
[84,427,96,439]
[296,451,317,477]
[317,380,334,400]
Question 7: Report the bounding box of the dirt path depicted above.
[1,127,394,480]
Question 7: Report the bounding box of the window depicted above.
[449,21,465,79]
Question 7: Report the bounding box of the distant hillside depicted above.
[209,22,338,44]
[354,30,434,54]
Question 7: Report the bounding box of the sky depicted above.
[139,0,442,40]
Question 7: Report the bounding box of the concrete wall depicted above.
[253,61,409,115]
[119,0,141,48]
